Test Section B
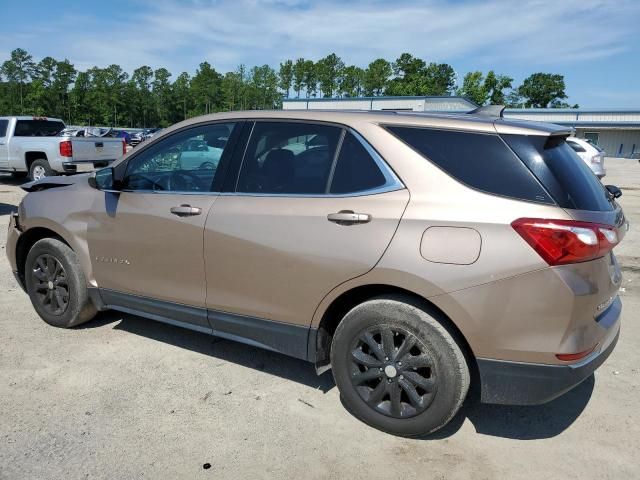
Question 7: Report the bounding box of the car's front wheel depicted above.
[25,238,97,328]
[330,295,470,437]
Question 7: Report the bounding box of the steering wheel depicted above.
[166,170,203,191]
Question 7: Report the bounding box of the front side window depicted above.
[236,122,342,194]
[124,123,236,192]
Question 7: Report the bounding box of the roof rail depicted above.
[468,105,505,118]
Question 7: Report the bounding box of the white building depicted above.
[282,96,640,158]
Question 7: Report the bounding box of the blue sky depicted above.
[1,0,639,108]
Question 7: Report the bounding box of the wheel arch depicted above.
[310,283,478,382]
[24,151,49,171]
[15,226,72,288]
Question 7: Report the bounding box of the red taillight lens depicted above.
[122,139,126,155]
[556,345,596,362]
[59,140,73,157]
[512,218,619,266]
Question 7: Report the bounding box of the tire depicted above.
[29,159,56,181]
[330,295,470,437]
[25,238,97,328]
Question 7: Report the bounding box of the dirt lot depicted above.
[1,159,639,480]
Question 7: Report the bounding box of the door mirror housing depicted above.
[605,184,622,199]
[89,167,118,191]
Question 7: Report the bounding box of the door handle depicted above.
[327,210,371,225]
[170,204,202,217]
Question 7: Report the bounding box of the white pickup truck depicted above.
[0,116,125,180]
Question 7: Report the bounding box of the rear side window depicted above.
[385,126,554,204]
[330,132,387,194]
[0,119,8,137]
[567,140,586,153]
[14,120,65,137]
[237,122,342,194]
[503,134,614,212]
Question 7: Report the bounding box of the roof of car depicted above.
[0,116,64,122]
[166,109,572,137]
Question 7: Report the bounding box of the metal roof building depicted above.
[282,96,477,112]
[282,97,640,158]
[502,109,640,158]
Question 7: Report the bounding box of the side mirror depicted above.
[605,184,622,199]
[89,167,118,191]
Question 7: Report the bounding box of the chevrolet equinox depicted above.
[6,108,627,436]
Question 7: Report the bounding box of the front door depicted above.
[204,121,409,349]
[88,122,240,328]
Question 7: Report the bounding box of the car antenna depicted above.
[468,105,506,118]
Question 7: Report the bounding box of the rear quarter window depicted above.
[502,135,614,212]
[385,126,554,204]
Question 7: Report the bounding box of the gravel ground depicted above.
[1,158,639,480]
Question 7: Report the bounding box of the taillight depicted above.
[59,140,73,157]
[122,139,126,155]
[512,218,619,266]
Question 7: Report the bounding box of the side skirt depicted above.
[98,289,313,361]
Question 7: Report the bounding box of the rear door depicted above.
[203,121,409,348]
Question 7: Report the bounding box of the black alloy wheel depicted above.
[30,253,70,316]
[349,325,437,418]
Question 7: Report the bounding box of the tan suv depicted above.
[6,108,627,436]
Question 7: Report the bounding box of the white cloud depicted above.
[1,0,638,76]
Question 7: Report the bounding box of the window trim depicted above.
[231,120,404,198]
[119,120,243,195]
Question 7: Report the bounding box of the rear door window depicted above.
[236,122,342,194]
[0,119,8,137]
[385,126,554,204]
[502,134,614,212]
[329,132,388,194]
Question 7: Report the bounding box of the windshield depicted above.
[14,120,65,137]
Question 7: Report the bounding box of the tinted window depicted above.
[0,119,8,137]
[237,122,341,194]
[124,123,236,192]
[567,140,586,153]
[386,126,553,204]
[503,134,614,212]
[14,120,65,136]
[330,132,387,194]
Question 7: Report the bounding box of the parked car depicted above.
[566,136,606,178]
[6,109,627,436]
[0,116,126,180]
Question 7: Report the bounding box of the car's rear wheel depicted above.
[330,295,470,437]
[25,238,97,328]
[29,159,56,181]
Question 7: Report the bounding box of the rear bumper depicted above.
[478,297,621,405]
[62,159,115,173]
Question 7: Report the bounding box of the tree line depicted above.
[0,48,576,128]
